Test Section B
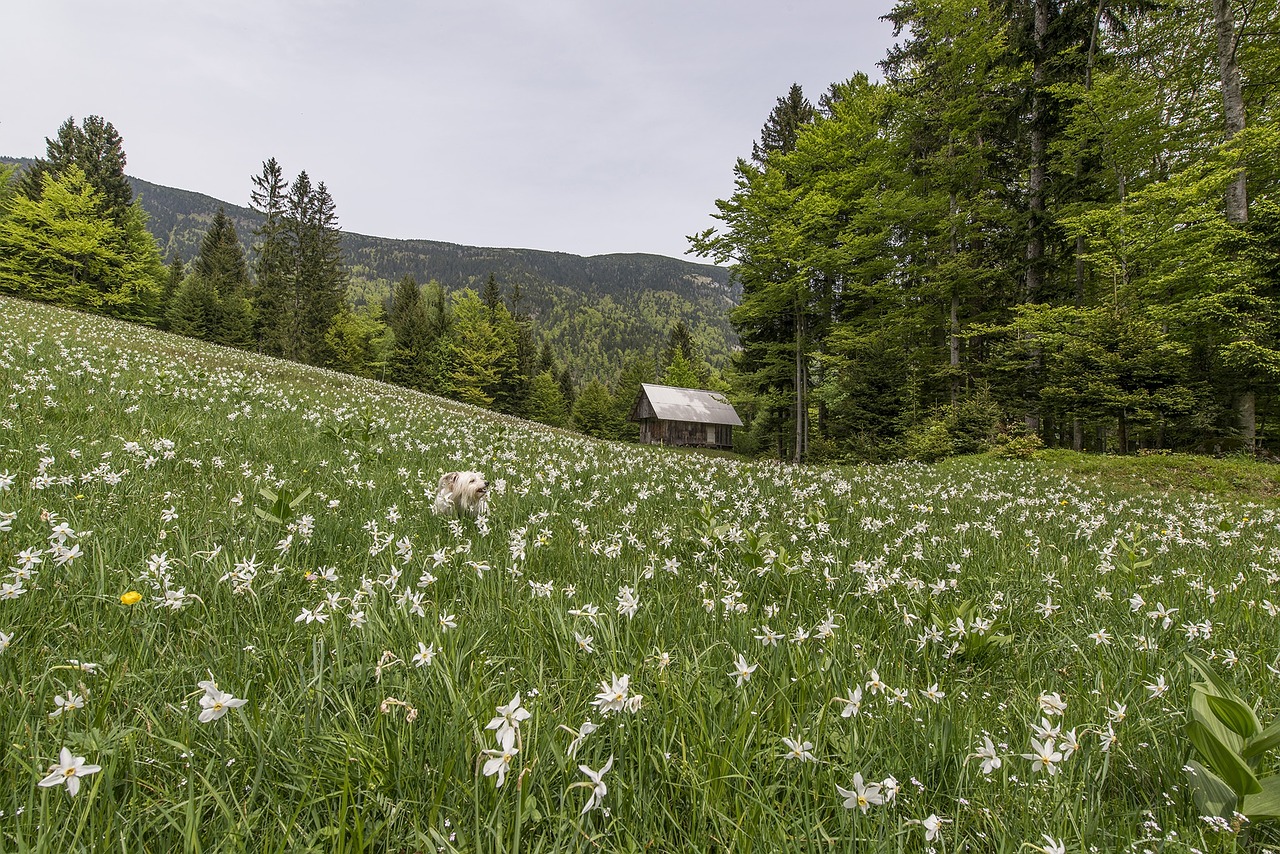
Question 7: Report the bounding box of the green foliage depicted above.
[695,0,1280,460]
[0,166,161,319]
[525,370,569,428]
[1183,653,1280,822]
[571,378,618,439]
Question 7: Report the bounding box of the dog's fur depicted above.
[433,471,489,516]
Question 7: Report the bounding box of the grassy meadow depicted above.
[2,295,1280,852]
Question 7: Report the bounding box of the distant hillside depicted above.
[1,156,738,380]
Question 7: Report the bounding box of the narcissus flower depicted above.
[38,747,101,796]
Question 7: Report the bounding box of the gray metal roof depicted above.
[633,383,743,426]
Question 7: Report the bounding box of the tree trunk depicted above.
[950,192,962,406]
[1213,0,1255,450]
[794,297,808,464]
[1072,418,1084,451]
[1117,410,1128,455]
[1025,0,1049,300]
[1213,0,1247,224]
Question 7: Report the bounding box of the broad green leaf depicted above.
[1185,760,1237,818]
[1187,718,1262,796]
[1191,690,1245,753]
[1205,692,1263,740]
[1242,774,1280,820]
[1243,718,1280,762]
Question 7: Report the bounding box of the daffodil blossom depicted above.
[836,772,884,813]
[486,693,532,745]
[729,654,757,687]
[38,747,101,796]
[782,736,816,762]
[198,679,248,722]
[969,735,1002,775]
[577,755,614,814]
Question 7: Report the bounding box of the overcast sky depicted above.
[2,1,898,260]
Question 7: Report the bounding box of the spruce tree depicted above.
[249,158,290,355]
[20,116,132,225]
[526,370,569,427]
[193,208,254,347]
[387,275,435,390]
[482,273,502,317]
[160,255,184,328]
[751,84,815,164]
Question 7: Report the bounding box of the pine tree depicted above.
[249,158,290,355]
[751,84,816,164]
[166,273,218,340]
[160,255,184,328]
[20,116,132,225]
[193,208,253,347]
[572,379,619,438]
[482,273,502,317]
[387,275,436,390]
[526,370,569,427]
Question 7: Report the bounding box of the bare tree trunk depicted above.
[1025,0,1049,300]
[950,192,961,406]
[1214,0,1247,223]
[794,296,808,464]
[1213,0,1255,450]
[1022,0,1050,439]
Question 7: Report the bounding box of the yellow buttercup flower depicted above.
[120,591,142,606]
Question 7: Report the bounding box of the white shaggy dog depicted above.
[432,471,489,516]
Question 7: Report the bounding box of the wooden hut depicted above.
[628,383,742,450]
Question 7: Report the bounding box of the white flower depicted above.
[1145,674,1169,699]
[49,690,86,718]
[486,693,532,745]
[38,747,101,796]
[836,772,884,813]
[198,681,248,722]
[920,813,945,842]
[1038,692,1066,716]
[563,719,599,758]
[864,669,886,694]
[782,736,816,762]
[577,755,614,815]
[1038,834,1066,854]
[969,735,1002,775]
[591,673,642,715]
[837,686,863,718]
[0,630,12,654]
[729,654,758,687]
[412,641,437,667]
[1021,738,1063,775]
[482,734,518,787]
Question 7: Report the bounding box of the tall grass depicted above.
[1,296,1278,852]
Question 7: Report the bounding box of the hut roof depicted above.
[631,383,743,427]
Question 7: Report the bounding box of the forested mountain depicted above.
[116,171,738,379]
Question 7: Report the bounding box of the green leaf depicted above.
[1191,690,1245,753]
[1243,774,1280,820]
[1187,718,1262,796]
[1205,692,1263,740]
[1185,760,1238,819]
[1243,718,1280,762]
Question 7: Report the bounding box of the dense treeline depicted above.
[694,0,1280,461]
[0,118,720,442]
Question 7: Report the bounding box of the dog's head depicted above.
[439,471,488,512]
